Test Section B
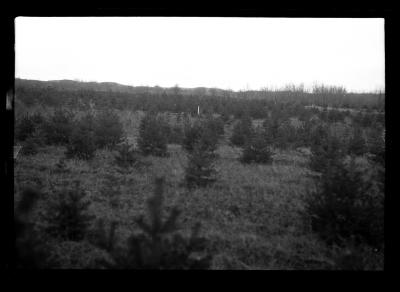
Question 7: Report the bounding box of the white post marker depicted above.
[198,105,200,116]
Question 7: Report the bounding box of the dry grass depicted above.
[14,140,382,269]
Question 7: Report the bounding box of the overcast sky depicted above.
[15,17,385,92]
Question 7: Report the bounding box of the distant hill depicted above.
[15,78,235,97]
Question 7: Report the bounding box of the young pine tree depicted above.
[100,172,122,209]
[182,121,203,152]
[88,218,119,254]
[44,181,94,241]
[230,115,254,147]
[114,139,142,170]
[42,108,74,145]
[309,134,345,174]
[20,136,39,156]
[110,177,212,269]
[240,132,273,164]
[138,113,168,157]
[94,109,124,149]
[15,188,53,268]
[166,124,184,145]
[306,158,384,249]
[204,116,225,139]
[262,115,280,146]
[55,157,68,173]
[65,113,97,160]
[184,143,217,189]
[348,128,367,156]
[15,114,35,142]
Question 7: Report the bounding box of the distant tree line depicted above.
[15,79,385,120]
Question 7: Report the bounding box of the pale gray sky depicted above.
[15,17,385,92]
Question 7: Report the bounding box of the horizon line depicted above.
[15,77,386,94]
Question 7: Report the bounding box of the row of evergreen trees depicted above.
[16,102,383,163]
[229,112,382,158]
[15,109,124,158]
[16,79,385,117]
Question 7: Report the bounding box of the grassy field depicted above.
[13,106,385,269]
[16,136,368,269]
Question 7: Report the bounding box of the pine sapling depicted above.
[184,144,217,189]
[44,181,94,241]
[110,177,212,269]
